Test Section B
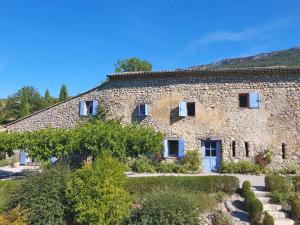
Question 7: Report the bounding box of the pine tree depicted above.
[59,84,68,101]
[19,89,30,117]
[44,89,52,107]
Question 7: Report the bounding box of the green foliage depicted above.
[19,88,30,117]
[131,157,156,173]
[293,176,300,192]
[270,164,298,175]
[255,149,272,168]
[125,176,239,196]
[0,132,22,156]
[263,212,274,225]
[156,162,188,173]
[114,57,152,73]
[181,150,202,172]
[248,197,263,224]
[11,163,71,225]
[269,191,291,205]
[66,155,132,225]
[219,161,261,174]
[242,181,251,197]
[212,212,234,225]
[59,84,68,101]
[128,189,213,225]
[265,175,291,192]
[243,190,256,211]
[0,180,23,212]
[291,194,300,222]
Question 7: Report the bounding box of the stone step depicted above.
[266,210,289,219]
[263,203,282,211]
[274,218,294,225]
[258,197,271,203]
[253,190,269,197]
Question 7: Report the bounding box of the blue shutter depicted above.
[50,157,58,164]
[144,104,149,116]
[19,150,27,165]
[92,100,99,116]
[163,140,168,158]
[79,101,87,116]
[178,139,185,158]
[179,102,187,117]
[249,92,260,109]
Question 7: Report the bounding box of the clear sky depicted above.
[1,0,300,98]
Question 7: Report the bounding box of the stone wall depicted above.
[6,72,300,168]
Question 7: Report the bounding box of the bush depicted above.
[181,150,202,172]
[263,212,274,225]
[242,180,251,197]
[0,179,23,212]
[212,212,234,225]
[66,155,132,225]
[0,205,27,225]
[128,189,213,225]
[243,190,256,211]
[291,194,300,222]
[255,149,272,168]
[11,163,71,225]
[156,162,188,173]
[219,161,261,174]
[293,176,300,192]
[131,157,156,173]
[125,176,239,196]
[248,198,263,224]
[265,175,291,192]
[269,191,291,205]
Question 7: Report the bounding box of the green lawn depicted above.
[0,179,23,212]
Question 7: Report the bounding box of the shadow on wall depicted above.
[170,107,183,125]
[131,106,146,123]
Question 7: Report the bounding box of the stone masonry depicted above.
[5,67,300,168]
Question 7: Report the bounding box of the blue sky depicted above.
[0,0,300,98]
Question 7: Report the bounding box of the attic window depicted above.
[80,100,98,116]
[239,94,249,107]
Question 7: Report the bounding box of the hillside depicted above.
[189,47,300,70]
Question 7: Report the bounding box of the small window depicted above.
[187,102,195,116]
[168,140,179,157]
[80,100,98,116]
[86,101,93,115]
[138,104,148,116]
[239,94,249,107]
[245,142,249,157]
[282,143,286,159]
[232,141,236,157]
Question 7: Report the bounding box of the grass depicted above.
[0,179,23,212]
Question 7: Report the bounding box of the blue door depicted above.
[202,140,221,171]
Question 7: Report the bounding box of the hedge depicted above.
[125,176,239,195]
[219,161,261,174]
[265,175,291,192]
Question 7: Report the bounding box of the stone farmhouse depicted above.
[5,67,300,171]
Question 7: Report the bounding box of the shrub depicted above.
[156,162,188,173]
[269,191,291,205]
[11,163,71,225]
[293,176,300,192]
[242,180,251,197]
[181,150,202,172]
[248,198,263,224]
[219,161,261,174]
[125,176,239,196]
[265,175,291,192]
[212,212,234,225]
[0,205,27,225]
[263,212,274,225]
[243,190,256,211]
[128,189,213,225]
[0,179,23,212]
[291,194,300,222]
[131,157,156,173]
[66,155,132,225]
[255,149,272,168]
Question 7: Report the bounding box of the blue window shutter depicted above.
[92,100,99,116]
[179,102,187,117]
[249,92,260,108]
[178,139,185,158]
[163,140,168,158]
[19,150,27,165]
[79,101,87,116]
[145,104,149,116]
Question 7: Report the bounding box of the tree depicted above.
[44,89,53,107]
[19,89,30,117]
[114,57,152,73]
[59,84,68,101]
[66,155,132,225]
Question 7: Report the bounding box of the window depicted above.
[80,100,98,116]
[187,102,195,116]
[232,141,236,157]
[282,143,286,159]
[239,92,260,108]
[168,140,179,157]
[163,139,185,158]
[138,104,149,116]
[239,94,249,107]
[179,101,195,117]
[245,142,249,157]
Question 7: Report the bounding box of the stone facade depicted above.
[6,68,300,169]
